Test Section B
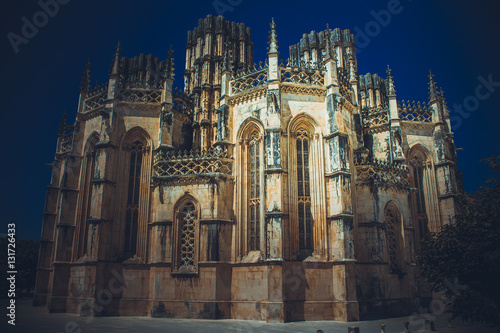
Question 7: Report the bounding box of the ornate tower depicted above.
[184,15,253,150]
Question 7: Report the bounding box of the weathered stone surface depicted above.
[35,15,462,323]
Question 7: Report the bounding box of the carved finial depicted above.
[267,18,278,54]
[165,45,175,79]
[58,111,67,135]
[428,70,437,101]
[386,65,396,96]
[439,87,449,116]
[111,41,121,75]
[80,58,91,92]
[222,40,231,72]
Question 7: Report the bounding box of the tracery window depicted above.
[296,129,312,251]
[124,140,142,254]
[249,133,261,251]
[410,150,429,240]
[385,204,402,272]
[81,149,96,256]
[178,201,197,268]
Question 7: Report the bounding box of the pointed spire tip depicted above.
[267,18,278,54]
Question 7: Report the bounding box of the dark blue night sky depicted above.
[1,0,499,240]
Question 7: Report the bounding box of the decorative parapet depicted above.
[280,59,324,86]
[361,106,389,128]
[231,66,268,95]
[120,87,162,104]
[122,80,163,90]
[82,79,195,115]
[83,83,108,112]
[153,147,233,178]
[354,151,411,190]
[230,59,329,95]
[398,100,432,122]
[58,125,74,153]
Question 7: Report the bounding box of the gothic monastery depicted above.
[34,15,462,322]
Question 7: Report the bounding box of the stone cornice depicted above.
[327,213,354,220]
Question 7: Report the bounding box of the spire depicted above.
[80,59,91,92]
[111,41,121,75]
[58,111,67,135]
[324,24,333,61]
[386,65,396,96]
[428,70,437,102]
[267,18,278,54]
[165,45,175,80]
[222,40,231,72]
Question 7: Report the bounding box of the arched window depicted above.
[124,140,143,254]
[409,149,430,241]
[173,197,199,274]
[235,119,264,259]
[288,113,326,259]
[74,134,98,259]
[296,129,312,251]
[117,127,152,260]
[178,201,197,268]
[249,132,261,251]
[385,203,403,273]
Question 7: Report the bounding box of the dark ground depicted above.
[1,299,497,333]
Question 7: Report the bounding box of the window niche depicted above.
[172,197,199,275]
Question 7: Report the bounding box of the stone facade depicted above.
[34,15,462,322]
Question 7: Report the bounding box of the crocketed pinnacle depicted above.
[111,41,121,75]
[267,18,278,54]
[386,65,396,96]
[80,59,91,92]
[165,45,175,79]
[439,88,449,116]
[428,70,437,102]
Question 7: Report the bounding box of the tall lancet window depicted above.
[296,129,312,251]
[179,201,197,268]
[385,203,403,272]
[81,149,96,256]
[74,134,99,259]
[124,140,142,254]
[410,150,429,241]
[249,133,261,251]
[173,197,199,274]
